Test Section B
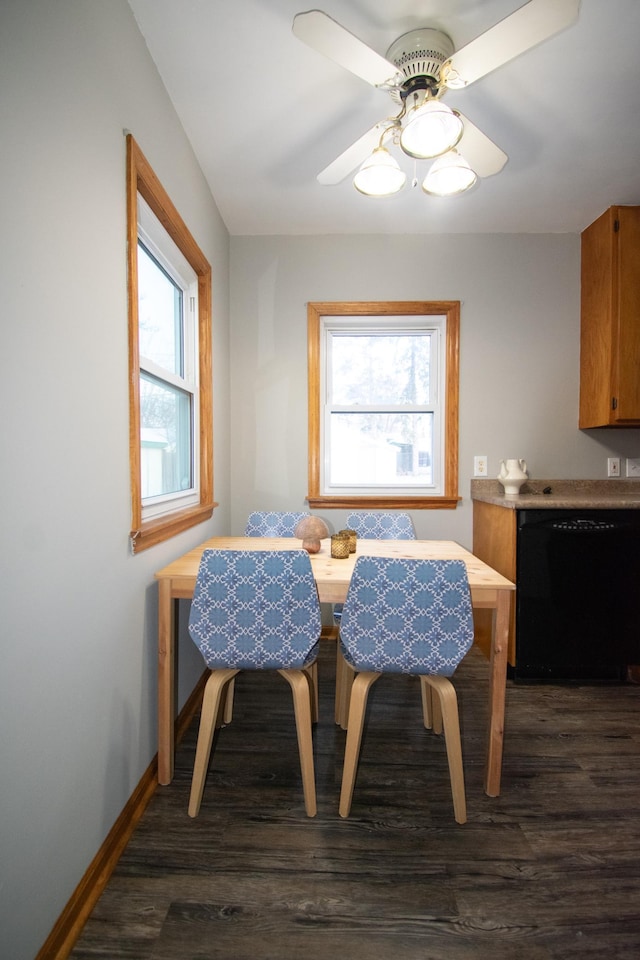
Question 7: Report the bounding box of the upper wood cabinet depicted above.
[579,205,640,427]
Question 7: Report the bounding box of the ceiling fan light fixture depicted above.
[353,147,406,197]
[422,150,477,197]
[400,100,463,159]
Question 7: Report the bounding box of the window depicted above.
[127,135,215,552]
[306,301,460,509]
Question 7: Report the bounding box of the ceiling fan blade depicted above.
[317,123,390,184]
[456,113,508,178]
[293,10,402,88]
[441,0,580,89]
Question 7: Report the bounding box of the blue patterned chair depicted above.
[187,549,322,817]
[346,511,415,540]
[241,512,314,727]
[245,511,310,537]
[334,512,415,619]
[333,513,416,717]
[337,556,475,823]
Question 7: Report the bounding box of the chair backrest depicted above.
[245,511,310,537]
[189,549,321,670]
[346,511,415,540]
[339,556,474,676]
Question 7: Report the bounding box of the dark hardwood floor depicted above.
[70,642,640,959]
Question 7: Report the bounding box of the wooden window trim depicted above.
[126,135,216,553]
[306,300,460,510]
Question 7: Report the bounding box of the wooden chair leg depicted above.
[420,676,443,733]
[188,668,239,818]
[222,677,235,725]
[279,669,317,817]
[420,676,433,728]
[336,647,354,730]
[432,692,443,734]
[304,661,319,724]
[335,645,346,725]
[339,671,380,818]
[423,675,466,824]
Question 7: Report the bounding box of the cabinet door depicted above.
[579,205,640,427]
[472,500,517,665]
[612,206,640,422]
[579,207,615,427]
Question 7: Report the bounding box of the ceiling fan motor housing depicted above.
[386,28,454,102]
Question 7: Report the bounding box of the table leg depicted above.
[158,578,176,785]
[484,588,511,797]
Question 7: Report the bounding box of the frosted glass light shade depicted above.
[400,100,463,159]
[353,147,406,197]
[422,151,477,196]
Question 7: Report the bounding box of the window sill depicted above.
[306,495,461,510]
[130,501,217,553]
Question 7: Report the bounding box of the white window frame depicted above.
[306,301,460,511]
[127,134,215,554]
[137,196,200,521]
[321,315,446,497]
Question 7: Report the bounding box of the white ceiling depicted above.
[127,0,640,236]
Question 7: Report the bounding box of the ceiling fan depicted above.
[292,0,580,198]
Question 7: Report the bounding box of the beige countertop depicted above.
[471,478,640,510]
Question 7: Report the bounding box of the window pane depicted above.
[137,242,183,376]
[140,373,192,498]
[329,412,433,485]
[331,334,431,405]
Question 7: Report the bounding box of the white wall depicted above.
[0,2,230,958]
[230,234,640,546]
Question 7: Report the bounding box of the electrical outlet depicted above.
[607,457,620,477]
[627,458,640,477]
[474,455,488,477]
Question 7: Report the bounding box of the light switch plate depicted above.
[626,457,640,477]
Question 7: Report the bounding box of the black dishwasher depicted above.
[515,509,640,682]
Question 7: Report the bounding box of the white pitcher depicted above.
[498,458,528,495]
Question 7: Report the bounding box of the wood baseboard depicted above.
[35,670,209,960]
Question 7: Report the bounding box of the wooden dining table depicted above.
[154,536,515,796]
